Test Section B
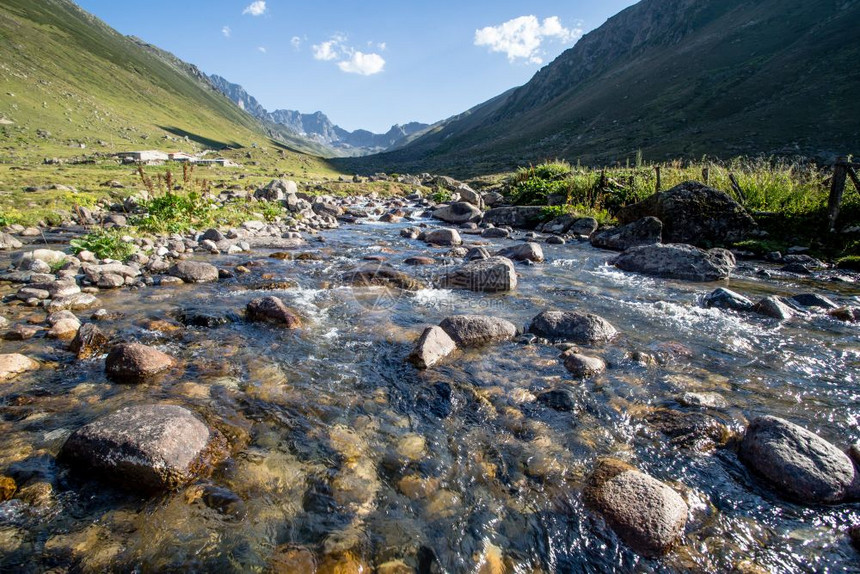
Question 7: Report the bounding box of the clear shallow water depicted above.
[0,219,858,573]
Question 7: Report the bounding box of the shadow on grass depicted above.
[158,126,242,150]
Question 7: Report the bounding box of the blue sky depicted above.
[75,0,638,133]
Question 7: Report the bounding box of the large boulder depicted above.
[616,181,756,246]
[612,244,735,282]
[168,261,219,283]
[342,263,426,291]
[246,296,302,328]
[432,202,482,225]
[105,343,175,383]
[739,416,856,504]
[408,326,457,369]
[540,214,577,235]
[591,217,662,251]
[424,228,462,246]
[455,185,485,209]
[529,311,617,344]
[496,242,544,263]
[585,459,688,557]
[60,404,227,492]
[255,178,298,202]
[482,206,545,230]
[439,256,517,292]
[0,233,22,250]
[438,315,518,347]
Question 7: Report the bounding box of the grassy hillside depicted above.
[347,0,860,177]
[0,0,332,169]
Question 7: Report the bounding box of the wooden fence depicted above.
[828,157,860,231]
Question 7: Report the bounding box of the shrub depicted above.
[70,229,137,261]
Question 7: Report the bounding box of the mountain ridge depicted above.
[208,74,429,156]
[341,0,860,177]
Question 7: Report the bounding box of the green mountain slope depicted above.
[0,0,324,161]
[345,0,860,176]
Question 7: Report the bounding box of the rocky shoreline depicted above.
[0,174,858,570]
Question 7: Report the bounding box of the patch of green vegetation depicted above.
[430,187,453,204]
[836,256,860,270]
[732,238,788,256]
[70,229,137,261]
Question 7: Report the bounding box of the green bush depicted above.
[134,191,212,233]
[70,229,137,261]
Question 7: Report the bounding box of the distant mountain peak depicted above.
[208,74,429,156]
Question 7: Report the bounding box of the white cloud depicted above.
[242,1,266,16]
[475,15,582,64]
[312,39,340,61]
[258,46,267,53]
[377,42,387,51]
[337,51,385,75]
[291,36,302,50]
[222,26,231,38]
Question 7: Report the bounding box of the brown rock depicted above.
[0,476,16,501]
[0,353,39,382]
[246,296,302,328]
[69,323,110,359]
[104,343,174,383]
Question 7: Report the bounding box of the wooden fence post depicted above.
[728,173,746,203]
[655,166,661,192]
[828,157,848,232]
[702,167,710,186]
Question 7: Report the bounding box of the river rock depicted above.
[439,256,517,292]
[0,232,22,250]
[432,202,483,225]
[563,352,606,378]
[790,293,838,310]
[69,323,109,359]
[585,459,688,557]
[400,227,421,239]
[465,247,491,261]
[612,244,735,281]
[703,287,754,311]
[0,354,39,381]
[404,256,435,266]
[14,249,68,268]
[424,228,462,246]
[168,261,219,283]
[246,296,302,328]
[483,206,545,230]
[481,227,510,239]
[59,404,226,492]
[643,408,731,450]
[616,181,756,245]
[47,293,99,312]
[752,296,794,320]
[105,342,175,383]
[255,178,297,201]
[739,416,856,504]
[342,263,426,291]
[47,316,81,340]
[496,242,544,263]
[408,326,457,369]
[829,306,860,323]
[538,388,577,411]
[541,214,577,235]
[571,217,600,236]
[438,315,517,347]
[529,311,617,344]
[591,217,663,251]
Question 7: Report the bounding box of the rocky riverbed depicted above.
[0,181,858,572]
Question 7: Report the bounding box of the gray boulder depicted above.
[752,296,795,320]
[439,256,517,292]
[591,217,663,251]
[571,217,599,236]
[496,242,544,263]
[481,227,510,239]
[612,244,735,282]
[616,181,756,246]
[432,202,482,225]
[529,311,617,344]
[255,178,297,202]
[703,288,754,312]
[0,233,22,250]
[438,315,518,347]
[168,261,219,283]
[483,206,545,230]
[408,326,457,369]
[105,343,174,383]
[541,214,577,235]
[585,459,688,557]
[60,404,226,492]
[424,228,462,246]
[456,185,485,209]
[563,352,606,378]
[739,416,856,504]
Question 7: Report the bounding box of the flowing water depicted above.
[0,215,859,572]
